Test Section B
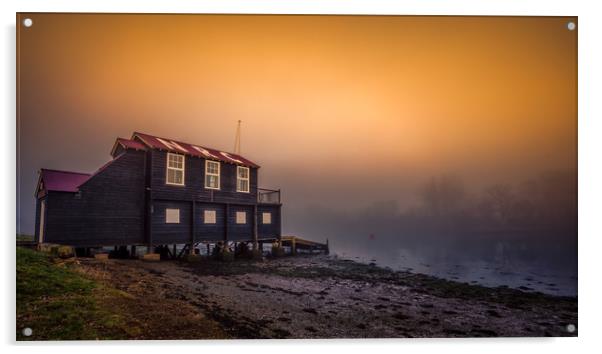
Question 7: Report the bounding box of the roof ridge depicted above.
[131,131,259,167]
[135,132,244,158]
[40,168,91,176]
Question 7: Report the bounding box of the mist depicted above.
[16,14,577,294]
[281,168,577,294]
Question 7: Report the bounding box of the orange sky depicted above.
[17,14,577,234]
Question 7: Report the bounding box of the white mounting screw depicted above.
[566,324,576,333]
[567,22,576,31]
[23,18,33,28]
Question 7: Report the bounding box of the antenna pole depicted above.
[234,120,242,155]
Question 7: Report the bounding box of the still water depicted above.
[332,241,577,297]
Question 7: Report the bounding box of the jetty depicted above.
[280,236,329,255]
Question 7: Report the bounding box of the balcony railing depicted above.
[258,188,281,204]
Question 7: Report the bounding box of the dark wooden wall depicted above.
[149,150,258,204]
[195,202,226,241]
[42,151,146,246]
[258,204,282,239]
[33,197,43,243]
[151,200,192,244]
[37,146,282,247]
[151,201,282,242]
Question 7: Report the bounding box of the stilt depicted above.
[291,237,297,255]
[131,245,137,258]
[206,243,210,256]
[172,244,177,259]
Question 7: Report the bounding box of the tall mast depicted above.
[234,120,242,155]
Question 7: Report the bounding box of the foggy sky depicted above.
[17,14,577,235]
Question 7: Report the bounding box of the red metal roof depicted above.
[117,137,146,151]
[39,169,91,192]
[110,137,147,156]
[132,132,260,168]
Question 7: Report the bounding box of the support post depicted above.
[190,200,195,255]
[253,204,258,250]
[224,204,229,246]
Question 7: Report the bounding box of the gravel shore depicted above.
[76,254,577,339]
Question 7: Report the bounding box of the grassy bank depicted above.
[16,247,131,340]
[16,247,228,341]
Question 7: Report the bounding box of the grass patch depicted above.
[16,247,130,340]
[16,234,34,242]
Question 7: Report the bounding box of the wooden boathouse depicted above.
[34,132,282,256]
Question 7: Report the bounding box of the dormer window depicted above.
[237,166,250,193]
[205,160,220,190]
[166,153,185,186]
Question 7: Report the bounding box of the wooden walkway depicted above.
[280,236,329,255]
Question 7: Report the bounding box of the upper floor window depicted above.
[166,153,185,186]
[237,166,250,193]
[205,160,220,190]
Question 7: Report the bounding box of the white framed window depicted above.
[262,212,272,224]
[237,166,250,193]
[166,153,185,186]
[236,211,246,224]
[204,210,216,224]
[165,208,180,223]
[205,160,220,190]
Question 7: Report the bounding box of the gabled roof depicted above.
[132,132,260,168]
[38,169,91,193]
[110,137,147,157]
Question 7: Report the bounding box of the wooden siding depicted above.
[226,204,254,241]
[42,151,146,246]
[151,200,192,244]
[258,204,282,239]
[194,202,226,241]
[33,197,43,243]
[149,150,258,204]
[36,144,282,247]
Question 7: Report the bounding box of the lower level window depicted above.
[204,210,216,224]
[165,208,180,223]
[236,211,246,224]
[262,212,272,224]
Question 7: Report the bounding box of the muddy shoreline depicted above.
[75,254,577,339]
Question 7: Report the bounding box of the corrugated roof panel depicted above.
[40,169,91,192]
[132,132,260,168]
